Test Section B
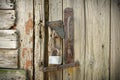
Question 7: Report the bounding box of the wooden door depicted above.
[0,0,120,80]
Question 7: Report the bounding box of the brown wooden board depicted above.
[0,69,26,80]
[0,50,18,68]
[64,7,74,80]
[0,10,15,29]
[0,30,18,49]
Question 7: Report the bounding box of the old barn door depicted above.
[1,0,119,80]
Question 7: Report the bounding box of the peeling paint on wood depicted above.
[0,69,26,80]
[0,0,15,9]
[0,30,18,49]
[16,0,34,79]
[0,10,15,29]
[0,50,18,68]
[25,60,32,69]
[25,18,33,35]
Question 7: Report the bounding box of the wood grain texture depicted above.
[63,1,74,80]
[63,7,74,80]
[111,0,120,80]
[0,10,15,29]
[34,0,44,80]
[0,69,26,80]
[0,30,18,49]
[0,50,18,68]
[48,0,63,80]
[85,0,110,80]
[0,0,15,9]
[73,0,85,80]
[16,0,33,80]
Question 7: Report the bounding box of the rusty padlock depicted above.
[49,48,62,65]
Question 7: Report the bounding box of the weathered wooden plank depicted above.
[0,30,18,49]
[16,0,33,80]
[85,0,110,80]
[111,0,120,80]
[34,0,44,80]
[63,7,74,80]
[0,10,15,29]
[0,50,18,68]
[0,0,15,9]
[63,1,74,80]
[0,69,26,80]
[73,0,85,80]
[48,0,63,80]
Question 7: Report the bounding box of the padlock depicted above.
[49,48,62,65]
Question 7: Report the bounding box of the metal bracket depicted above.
[41,61,79,72]
[47,20,65,39]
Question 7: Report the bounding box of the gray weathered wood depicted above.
[48,0,63,80]
[85,0,110,80]
[0,30,18,49]
[111,0,120,80]
[0,10,15,29]
[0,50,18,68]
[34,0,44,80]
[0,0,15,9]
[16,0,33,80]
[0,69,26,80]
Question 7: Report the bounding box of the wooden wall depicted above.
[0,0,120,80]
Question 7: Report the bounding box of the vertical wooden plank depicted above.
[48,0,62,80]
[16,0,33,80]
[73,0,85,80]
[63,1,74,80]
[85,0,110,80]
[0,50,18,68]
[111,0,120,80]
[34,0,44,80]
[63,7,74,80]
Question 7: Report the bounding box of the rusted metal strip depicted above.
[64,8,74,63]
[47,20,65,38]
[64,7,74,80]
[42,61,79,72]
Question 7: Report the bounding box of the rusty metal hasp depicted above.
[41,61,79,72]
[47,20,65,38]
